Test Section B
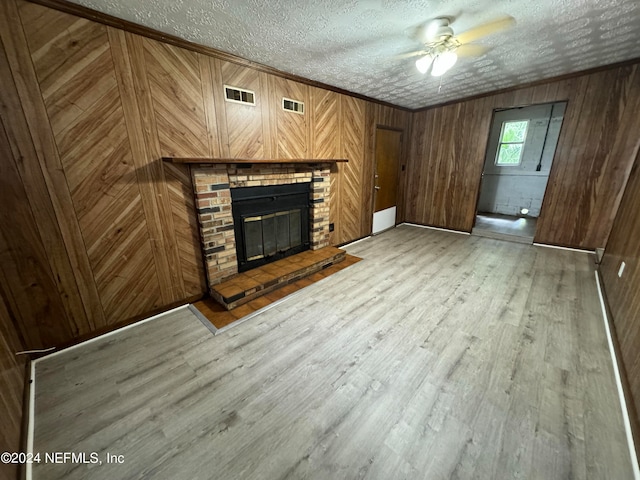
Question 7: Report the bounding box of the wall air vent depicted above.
[224,85,256,105]
[282,97,304,114]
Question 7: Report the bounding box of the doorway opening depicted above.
[473,102,566,244]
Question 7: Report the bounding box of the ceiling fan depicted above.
[402,16,516,77]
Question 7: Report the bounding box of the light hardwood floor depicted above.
[472,213,537,244]
[33,225,633,479]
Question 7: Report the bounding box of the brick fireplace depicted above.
[191,163,332,292]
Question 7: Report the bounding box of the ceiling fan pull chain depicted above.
[438,75,443,94]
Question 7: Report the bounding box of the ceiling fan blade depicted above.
[454,15,515,45]
[395,49,428,60]
[456,44,491,58]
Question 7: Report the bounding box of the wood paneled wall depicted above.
[600,148,640,451]
[406,65,640,250]
[0,207,28,480]
[0,0,409,354]
[0,95,28,474]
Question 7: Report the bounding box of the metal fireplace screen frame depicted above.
[231,183,311,272]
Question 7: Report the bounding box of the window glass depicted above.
[496,120,528,166]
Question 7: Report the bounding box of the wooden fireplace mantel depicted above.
[162,157,348,164]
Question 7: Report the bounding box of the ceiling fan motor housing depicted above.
[426,18,454,42]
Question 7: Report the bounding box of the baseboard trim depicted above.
[32,304,190,364]
[341,236,372,248]
[533,242,594,254]
[25,361,35,480]
[401,222,471,235]
[595,270,640,479]
[19,360,29,480]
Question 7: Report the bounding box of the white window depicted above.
[495,120,528,166]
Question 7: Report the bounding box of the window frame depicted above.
[495,120,529,166]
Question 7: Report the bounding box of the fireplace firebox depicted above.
[231,183,311,272]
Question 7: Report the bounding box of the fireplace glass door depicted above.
[244,209,303,261]
[231,183,310,272]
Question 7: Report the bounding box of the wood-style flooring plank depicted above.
[32,226,633,479]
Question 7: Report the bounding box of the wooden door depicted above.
[373,128,402,233]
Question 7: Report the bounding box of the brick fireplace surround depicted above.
[191,163,331,292]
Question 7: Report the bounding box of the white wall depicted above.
[477,102,566,217]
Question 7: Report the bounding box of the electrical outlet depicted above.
[618,261,626,278]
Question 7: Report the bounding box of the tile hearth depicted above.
[210,246,346,310]
[192,251,361,330]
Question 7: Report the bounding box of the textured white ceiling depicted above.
[69,0,640,108]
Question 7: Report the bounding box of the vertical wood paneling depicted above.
[19,4,166,325]
[0,16,39,458]
[218,60,267,159]
[406,64,640,249]
[210,58,231,158]
[601,149,640,453]
[124,32,187,302]
[310,88,340,158]
[310,87,340,244]
[0,291,26,480]
[140,40,209,297]
[537,67,640,248]
[407,100,489,231]
[0,115,71,347]
[271,76,308,158]
[198,54,222,158]
[339,95,366,243]
[3,0,208,351]
[143,38,210,158]
[397,116,413,223]
[164,163,207,295]
[329,166,343,245]
[2,0,105,345]
[18,5,116,138]
[259,72,274,158]
[109,29,181,307]
[363,102,377,236]
[535,77,587,245]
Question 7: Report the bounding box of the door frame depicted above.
[471,101,569,241]
[371,125,404,234]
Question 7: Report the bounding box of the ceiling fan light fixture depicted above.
[415,54,434,74]
[431,51,458,76]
